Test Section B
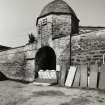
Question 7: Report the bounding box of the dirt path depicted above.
[0,80,105,105]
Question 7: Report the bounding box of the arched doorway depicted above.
[35,46,56,74]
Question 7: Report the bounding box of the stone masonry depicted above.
[0,0,105,83]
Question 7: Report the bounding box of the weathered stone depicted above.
[71,29,105,65]
[0,45,37,82]
[0,0,105,86]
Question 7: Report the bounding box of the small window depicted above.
[42,18,47,25]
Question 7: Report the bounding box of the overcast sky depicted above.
[0,0,105,47]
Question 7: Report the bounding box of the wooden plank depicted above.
[60,64,67,86]
[37,70,57,84]
[99,64,105,90]
[38,70,57,79]
[72,65,81,87]
[80,65,88,88]
[46,70,50,79]
[65,66,77,87]
[50,70,57,79]
[38,70,43,79]
[88,64,98,88]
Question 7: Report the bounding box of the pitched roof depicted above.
[38,0,78,19]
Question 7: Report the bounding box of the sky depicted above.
[0,0,105,47]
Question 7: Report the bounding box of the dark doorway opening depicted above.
[35,46,56,72]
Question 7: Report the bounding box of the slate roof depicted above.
[38,0,78,19]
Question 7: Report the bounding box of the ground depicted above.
[0,80,105,105]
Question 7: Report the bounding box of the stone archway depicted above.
[35,46,56,78]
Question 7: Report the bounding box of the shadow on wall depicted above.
[0,71,8,81]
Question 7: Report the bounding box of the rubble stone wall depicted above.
[53,35,70,63]
[52,15,71,38]
[0,43,37,82]
[71,29,105,65]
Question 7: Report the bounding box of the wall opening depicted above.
[35,46,56,73]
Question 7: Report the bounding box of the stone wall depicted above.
[37,15,52,47]
[0,43,38,82]
[52,15,71,38]
[53,35,70,64]
[71,29,105,65]
[37,14,72,47]
[1,28,105,82]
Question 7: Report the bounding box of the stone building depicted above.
[0,0,105,83]
[35,0,79,72]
